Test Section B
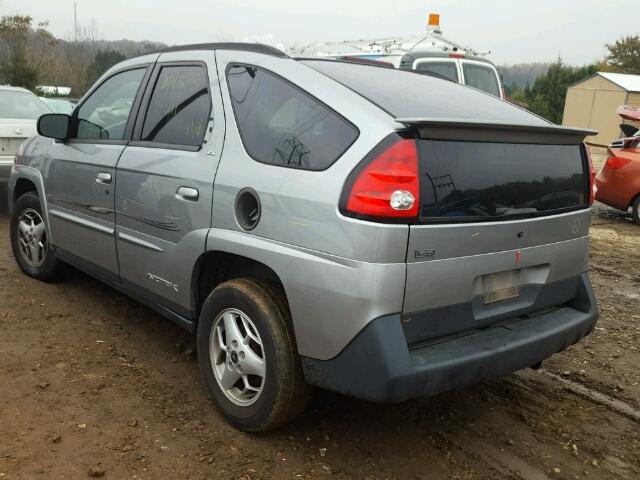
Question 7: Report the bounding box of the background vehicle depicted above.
[1,86,51,192]
[39,97,76,115]
[595,141,640,224]
[301,13,504,98]
[612,104,640,147]
[398,51,502,97]
[9,43,597,432]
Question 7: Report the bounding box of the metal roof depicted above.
[598,72,640,92]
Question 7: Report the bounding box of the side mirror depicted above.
[37,113,71,140]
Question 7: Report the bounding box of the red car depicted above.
[595,138,640,224]
[595,105,640,224]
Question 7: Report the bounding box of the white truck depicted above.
[299,13,504,99]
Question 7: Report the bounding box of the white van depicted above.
[398,51,504,99]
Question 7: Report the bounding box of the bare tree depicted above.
[61,18,99,95]
[29,21,58,80]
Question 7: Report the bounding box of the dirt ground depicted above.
[1,197,639,480]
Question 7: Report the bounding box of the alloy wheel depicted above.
[17,208,48,268]
[209,308,266,406]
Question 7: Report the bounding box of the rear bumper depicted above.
[595,172,632,211]
[302,272,597,403]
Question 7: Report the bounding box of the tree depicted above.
[525,58,596,124]
[30,21,58,77]
[0,15,38,89]
[87,49,125,85]
[605,35,640,74]
[62,19,99,95]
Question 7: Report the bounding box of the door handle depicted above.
[96,172,112,184]
[176,186,199,201]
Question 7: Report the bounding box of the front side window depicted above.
[462,63,501,97]
[76,68,146,140]
[414,61,459,82]
[141,65,211,147]
[227,65,358,171]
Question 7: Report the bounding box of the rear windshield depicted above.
[414,61,459,82]
[0,90,51,119]
[462,63,501,97]
[301,60,544,125]
[418,141,587,222]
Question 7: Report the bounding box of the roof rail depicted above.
[139,42,288,58]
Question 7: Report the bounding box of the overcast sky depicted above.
[2,0,636,65]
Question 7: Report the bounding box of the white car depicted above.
[1,86,51,192]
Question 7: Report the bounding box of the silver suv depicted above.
[8,43,598,431]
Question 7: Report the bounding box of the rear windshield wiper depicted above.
[495,207,539,218]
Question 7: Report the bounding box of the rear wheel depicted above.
[10,192,64,281]
[632,196,640,226]
[197,278,311,431]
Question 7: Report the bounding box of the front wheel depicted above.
[197,278,311,431]
[10,191,64,281]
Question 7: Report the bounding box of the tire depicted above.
[197,278,311,431]
[10,191,64,281]
[632,196,640,226]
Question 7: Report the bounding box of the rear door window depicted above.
[461,62,501,97]
[414,60,459,82]
[140,65,211,148]
[418,141,587,222]
[226,65,358,171]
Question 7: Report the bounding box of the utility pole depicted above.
[74,2,77,42]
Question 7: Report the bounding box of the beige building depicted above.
[562,72,640,146]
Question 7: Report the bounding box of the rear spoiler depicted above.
[395,117,598,145]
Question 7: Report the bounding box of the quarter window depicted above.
[75,68,146,141]
[141,65,211,147]
[227,65,358,171]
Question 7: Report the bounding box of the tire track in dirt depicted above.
[520,369,640,423]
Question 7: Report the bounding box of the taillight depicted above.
[342,136,420,220]
[586,145,596,206]
[604,155,631,170]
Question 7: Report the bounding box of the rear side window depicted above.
[414,61,458,82]
[141,65,211,147]
[462,63,501,97]
[418,141,587,222]
[226,65,358,171]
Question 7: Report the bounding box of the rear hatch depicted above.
[0,88,49,158]
[401,120,594,344]
[301,60,596,343]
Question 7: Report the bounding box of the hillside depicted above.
[497,62,551,89]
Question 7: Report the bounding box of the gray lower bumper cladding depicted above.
[302,273,598,403]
